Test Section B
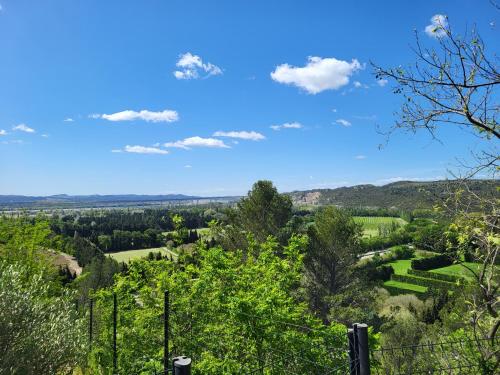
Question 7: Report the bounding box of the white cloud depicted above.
[173,52,222,80]
[425,14,448,38]
[0,129,7,136]
[336,119,351,127]
[332,108,338,113]
[123,145,169,154]
[270,56,362,94]
[377,79,388,87]
[270,122,303,131]
[41,134,49,138]
[355,155,366,160]
[97,109,179,123]
[212,130,265,141]
[164,136,230,150]
[88,113,101,119]
[111,149,123,153]
[184,165,192,168]
[13,123,35,133]
[63,117,74,122]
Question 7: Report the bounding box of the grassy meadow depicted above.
[108,246,178,263]
[353,216,406,237]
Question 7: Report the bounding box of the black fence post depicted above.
[113,293,117,373]
[355,323,370,375]
[173,356,191,375]
[353,324,360,375]
[164,290,169,375]
[89,298,93,350]
[348,328,357,375]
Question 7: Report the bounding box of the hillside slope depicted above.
[289,180,498,210]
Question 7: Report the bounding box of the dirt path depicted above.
[46,250,83,276]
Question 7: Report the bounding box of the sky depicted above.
[0,0,498,196]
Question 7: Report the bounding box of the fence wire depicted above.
[370,338,495,375]
[87,292,495,375]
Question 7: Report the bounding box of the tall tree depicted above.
[216,180,293,250]
[304,206,363,319]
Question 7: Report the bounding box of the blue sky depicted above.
[0,0,497,196]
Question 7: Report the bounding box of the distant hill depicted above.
[288,180,499,210]
[1,179,497,211]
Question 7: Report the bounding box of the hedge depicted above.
[373,265,394,281]
[407,269,463,284]
[411,254,453,271]
[391,274,455,290]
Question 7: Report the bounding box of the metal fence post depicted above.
[113,293,117,373]
[164,290,169,375]
[355,323,370,375]
[353,324,360,375]
[173,356,191,375]
[348,328,357,375]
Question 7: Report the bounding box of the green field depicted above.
[353,216,406,237]
[108,247,178,263]
[384,280,428,293]
[430,262,485,280]
[387,258,416,275]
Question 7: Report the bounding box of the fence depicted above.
[87,291,494,374]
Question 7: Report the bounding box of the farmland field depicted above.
[353,216,407,237]
[108,247,178,263]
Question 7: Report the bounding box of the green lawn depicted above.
[108,247,178,263]
[430,262,484,280]
[384,280,428,293]
[387,256,424,275]
[353,216,406,237]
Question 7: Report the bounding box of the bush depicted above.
[367,264,394,281]
[391,245,414,260]
[411,254,453,271]
[0,262,87,374]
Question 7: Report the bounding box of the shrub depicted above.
[391,245,414,260]
[411,254,453,271]
[368,265,394,281]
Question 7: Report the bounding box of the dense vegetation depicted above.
[0,178,498,374]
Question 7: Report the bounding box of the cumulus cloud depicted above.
[13,123,35,133]
[336,119,351,127]
[355,155,366,160]
[123,145,169,154]
[377,79,388,87]
[164,136,230,150]
[63,117,74,122]
[97,109,179,123]
[173,52,222,80]
[0,129,7,136]
[425,14,448,38]
[212,130,265,141]
[270,122,303,131]
[270,56,362,94]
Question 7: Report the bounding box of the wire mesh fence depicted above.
[370,338,496,375]
[87,290,496,374]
